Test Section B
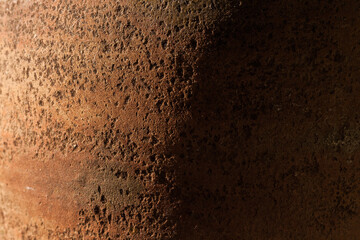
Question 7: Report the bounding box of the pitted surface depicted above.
[0,0,360,239]
[0,0,242,239]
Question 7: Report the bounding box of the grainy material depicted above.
[0,0,359,239]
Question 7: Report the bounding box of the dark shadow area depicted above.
[171,1,360,239]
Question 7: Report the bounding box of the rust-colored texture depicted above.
[0,0,359,239]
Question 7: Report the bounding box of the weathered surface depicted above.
[0,0,360,239]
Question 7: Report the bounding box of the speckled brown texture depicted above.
[0,0,359,239]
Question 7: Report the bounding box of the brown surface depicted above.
[0,0,359,239]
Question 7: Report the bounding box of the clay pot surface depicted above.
[0,0,359,239]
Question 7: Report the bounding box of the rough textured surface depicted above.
[0,0,360,239]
